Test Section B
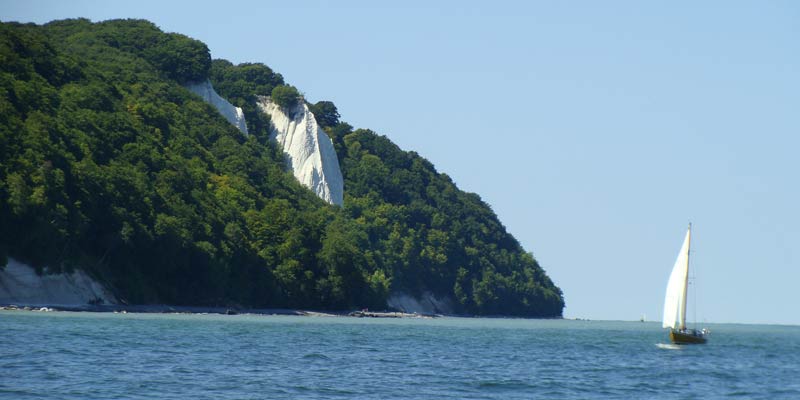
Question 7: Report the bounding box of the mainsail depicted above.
[662,226,691,329]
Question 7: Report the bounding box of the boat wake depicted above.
[655,343,682,350]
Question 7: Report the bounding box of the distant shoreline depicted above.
[0,303,566,320]
[0,303,438,319]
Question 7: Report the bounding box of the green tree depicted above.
[316,216,371,309]
[270,85,301,109]
[309,101,339,128]
[143,33,211,83]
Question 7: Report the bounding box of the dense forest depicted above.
[0,18,564,317]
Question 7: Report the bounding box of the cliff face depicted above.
[185,80,249,134]
[387,292,455,315]
[186,81,344,205]
[257,97,344,206]
[0,259,116,306]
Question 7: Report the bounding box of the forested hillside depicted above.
[0,19,563,317]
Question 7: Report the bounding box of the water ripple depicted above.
[1,312,798,399]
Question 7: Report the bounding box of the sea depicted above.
[1,311,798,399]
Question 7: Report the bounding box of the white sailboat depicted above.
[662,223,707,344]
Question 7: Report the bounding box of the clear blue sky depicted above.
[3,1,798,325]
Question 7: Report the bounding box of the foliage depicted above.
[270,85,301,109]
[208,59,283,139]
[333,129,564,316]
[0,19,324,306]
[308,101,339,128]
[0,19,563,317]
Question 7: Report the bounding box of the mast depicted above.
[680,223,691,330]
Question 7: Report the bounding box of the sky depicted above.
[3,1,798,325]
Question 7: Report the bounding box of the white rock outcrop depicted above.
[186,80,249,134]
[257,97,344,206]
[387,292,454,315]
[0,258,117,306]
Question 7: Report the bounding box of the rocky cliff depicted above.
[387,292,455,315]
[257,97,344,206]
[0,259,116,307]
[185,80,249,134]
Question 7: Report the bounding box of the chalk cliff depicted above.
[387,292,455,315]
[0,259,116,306]
[257,97,344,206]
[185,80,249,134]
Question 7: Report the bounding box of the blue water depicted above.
[1,311,798,399]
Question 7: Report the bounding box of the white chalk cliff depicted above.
[0,258,117,306]
[387,292,454,315]
[257,97,344,206]
[185,80,249,134]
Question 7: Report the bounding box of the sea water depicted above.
[1,311,798,399]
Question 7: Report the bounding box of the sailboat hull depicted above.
[669,329,707,344]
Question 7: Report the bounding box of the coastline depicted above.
[1,258,442,319]
[1,258,562,320]
[0,303,437,319]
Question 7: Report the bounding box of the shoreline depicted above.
[0,304,566,320]
[0,303,438,319]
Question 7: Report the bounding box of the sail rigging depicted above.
[662,225,691,330]
[661,223,707,344]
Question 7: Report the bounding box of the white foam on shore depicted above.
[0,258,116,307]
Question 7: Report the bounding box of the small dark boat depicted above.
[669,328,707,344]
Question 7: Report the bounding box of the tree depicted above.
[309,101,339,128]
[142,33,211,83]
[208,60,285,139]
[270,85,301,109]
[316,216,371,309]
